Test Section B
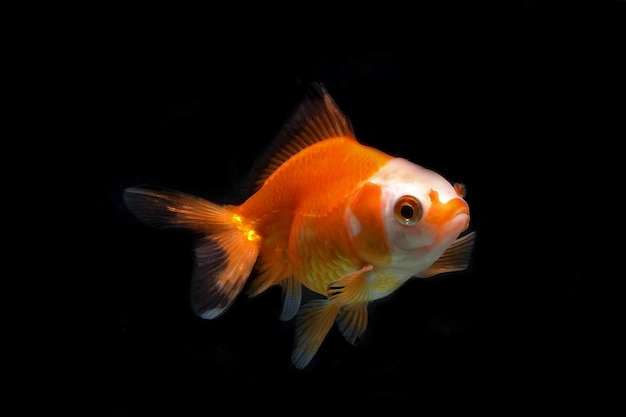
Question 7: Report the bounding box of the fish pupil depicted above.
[400,204,414,220]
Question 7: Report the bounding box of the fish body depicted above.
[123,84,475,368]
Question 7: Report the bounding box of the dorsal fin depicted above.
[250,83,357,192]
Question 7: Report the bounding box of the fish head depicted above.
[346,158,470,276]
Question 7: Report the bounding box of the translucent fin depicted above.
[416,231,476,278]
[291,299,339,369]
[251,83,357,192]
[327,264,372,304]
[246,254,291,298]
[190,234,260,319]
[278,275,302,321]
[123,186,261,319]
[123,187,233,232]
[336,303,368,345]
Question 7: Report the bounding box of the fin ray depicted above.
[124,186,262,319]
[278,275,302,321]
[291,299,339,369]
[327,265,372,304]
[190,234,259,319]
[246,255,291,297]
[336,303,368,345]
[123,187,232,232]
[416,231,476,278]
[251,83,356,192]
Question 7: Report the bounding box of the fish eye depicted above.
[394,195,422,225]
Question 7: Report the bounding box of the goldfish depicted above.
[123,83,475,369]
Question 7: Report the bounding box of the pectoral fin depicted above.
[326,265,372,346]
[417,231,476,278]
[327,264,373,304]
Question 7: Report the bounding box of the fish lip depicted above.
[450,199,470,228]
[451,211,471,232]
[455,207,470,219]
[424,194,469,228]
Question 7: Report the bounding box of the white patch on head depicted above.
[370,158,460,204]
[364,157,469,281]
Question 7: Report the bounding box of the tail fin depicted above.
[123,187,261,319]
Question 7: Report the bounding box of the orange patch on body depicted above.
[348,182,390,266]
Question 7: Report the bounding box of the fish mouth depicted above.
[451,210,471,233]
[424,191,470,230]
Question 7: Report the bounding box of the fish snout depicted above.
[424,190,470,230]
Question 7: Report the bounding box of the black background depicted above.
[60,1,622,415]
